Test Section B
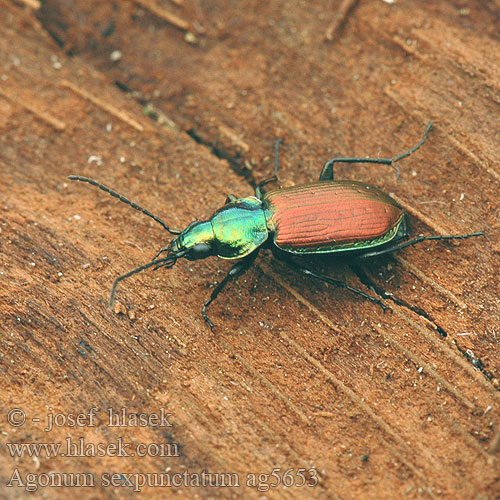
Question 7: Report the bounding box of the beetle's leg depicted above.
[202,250,260,329]
[256,138,280,199]
[356,231,484,259]
[225,194,238,204]
[319,122,433,182]
[278,257,388,312]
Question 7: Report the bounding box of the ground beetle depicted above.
[69,123,483,327]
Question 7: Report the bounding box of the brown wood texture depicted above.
[1,1,499,499]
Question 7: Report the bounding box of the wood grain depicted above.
[1,1,499,499]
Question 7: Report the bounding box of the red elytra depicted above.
[264,180,403,253]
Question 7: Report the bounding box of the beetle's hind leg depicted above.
[277,256,388,312]
[202,250,260,329]
[355,231,484,259]
[319,122,433,182]
[255,138,280,199]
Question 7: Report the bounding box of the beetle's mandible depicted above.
[69,122,484,328]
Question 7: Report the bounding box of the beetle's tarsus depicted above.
[391,163,401,183]
[202,308,215,329]
[357,230,485,259]
[200,250,260,328]
[392,121,433,164]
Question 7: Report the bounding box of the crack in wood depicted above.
[59,79,146,132]
[186,127,258,187]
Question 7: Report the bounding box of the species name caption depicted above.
[68,123,483,327]
[5,407,318,492]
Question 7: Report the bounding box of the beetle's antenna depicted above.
[153,248,187,270]
[68,176,181,235]
[110,255,177,306]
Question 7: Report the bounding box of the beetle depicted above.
[69,122,483,328]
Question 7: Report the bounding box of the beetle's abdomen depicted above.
[264,181,404,254]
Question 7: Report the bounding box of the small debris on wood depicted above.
[114,301,127,315]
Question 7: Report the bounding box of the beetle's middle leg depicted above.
[275,255,388,312]
[256,138,280,199]
[202,250,260,329]
[319,122,433,182]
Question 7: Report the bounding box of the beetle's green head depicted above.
[141,220,215,277]
[168,220,215,261]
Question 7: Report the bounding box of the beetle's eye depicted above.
[185,243,212,260]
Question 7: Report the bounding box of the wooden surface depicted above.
[1,1,499,498]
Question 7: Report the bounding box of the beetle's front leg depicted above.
[202,250,260,329]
